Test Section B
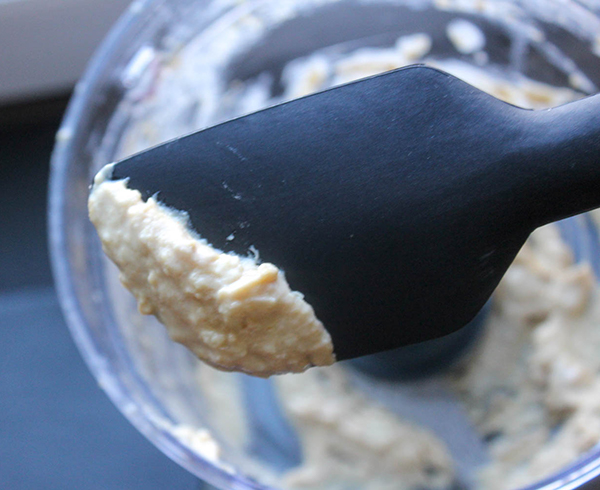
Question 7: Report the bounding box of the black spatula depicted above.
[104,65,600,362]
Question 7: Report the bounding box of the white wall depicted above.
[0,0,132,103]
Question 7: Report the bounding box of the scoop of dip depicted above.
[88,166,335,377]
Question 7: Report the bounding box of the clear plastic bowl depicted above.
[49,0,600,489]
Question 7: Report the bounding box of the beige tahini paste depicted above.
[88,168,334,377]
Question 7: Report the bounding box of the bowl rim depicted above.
[47,0,270,488]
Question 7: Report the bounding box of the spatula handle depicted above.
[524,93,600,226]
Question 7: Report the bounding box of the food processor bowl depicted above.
[49,0,600,489]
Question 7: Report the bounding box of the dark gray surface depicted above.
[0,114,197,489]
[0,122,54,291]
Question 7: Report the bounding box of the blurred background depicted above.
[0,0,197,487]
